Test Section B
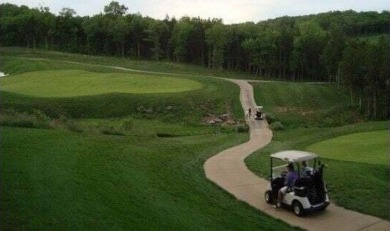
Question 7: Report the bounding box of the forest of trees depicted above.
[0,2,389,119]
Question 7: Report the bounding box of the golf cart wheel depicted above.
[292,201,304,217]
[264,190,273,204]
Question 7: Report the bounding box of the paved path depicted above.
[204,79,389,231]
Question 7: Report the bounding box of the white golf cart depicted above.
[254,106,264,120]
[264,150,330,216]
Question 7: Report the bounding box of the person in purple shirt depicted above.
[276,163,298,208]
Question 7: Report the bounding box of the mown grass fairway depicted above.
[306,130,388,165]
[0,70,202,97]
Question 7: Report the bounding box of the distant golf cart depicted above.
[264,150,330,216]
[254,106,264,120]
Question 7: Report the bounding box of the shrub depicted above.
[31,109,51,128]
[265,113,278,124]
[270,121,285,130]
[156,133,179,138]
[0,109,50,129]
[100,126,124,136]
[236,124,249,133]
[120,118,134,131]
[0,109,86,132]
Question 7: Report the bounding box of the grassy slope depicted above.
[2,127,295,231]
[0,47,253,79]
[246,80,389,219]
[0,48,298,230]
[1,47,388,228]
[0,58,241,123]
[251,81,358,128]
[356,34,390,44]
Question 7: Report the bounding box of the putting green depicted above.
[306,130,388,165]
[0,70,202,97]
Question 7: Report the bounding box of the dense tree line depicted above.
[1,2,389,119]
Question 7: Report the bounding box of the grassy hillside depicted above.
[252,81,360,128]
[1,126,299,230]
[1,47,388,230]
[0,52,244,124]
[0,48,299,230]
[0,47,253,79]
[356,34,390,44]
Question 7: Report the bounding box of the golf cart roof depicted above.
[270,150,318,162]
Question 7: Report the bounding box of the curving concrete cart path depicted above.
[204,79,389,231]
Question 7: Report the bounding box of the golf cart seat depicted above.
[255,111,263,120]
[293,164,326,201]
[270,177,286,198]
[293,177,311,197]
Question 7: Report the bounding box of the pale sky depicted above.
[2,0,389,24]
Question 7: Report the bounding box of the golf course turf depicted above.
[1,127,270,230]
[0,70,203,97]
[0,50,299,230]
[306,130,388,165]
[1,48,388,229]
